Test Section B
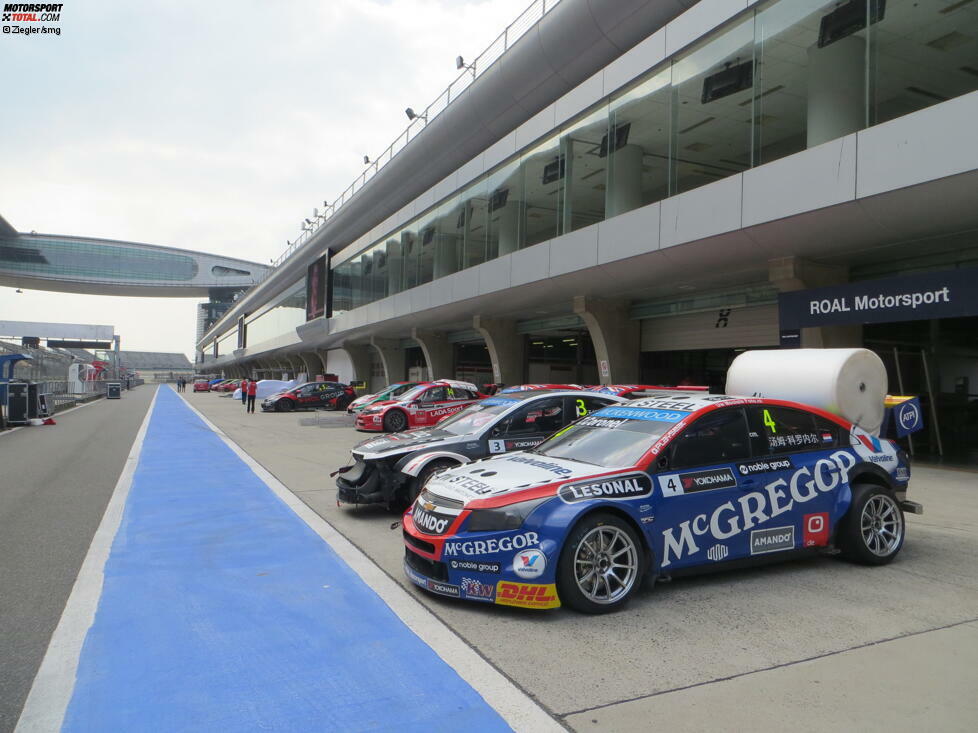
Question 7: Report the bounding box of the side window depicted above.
[299,385,317,396]
[747,406,822,455]
[501,397,564,436]
[813,414,842,448]
[670,408,751,470]
[423,387,446,402]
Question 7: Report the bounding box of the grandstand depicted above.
[114,351,194,382]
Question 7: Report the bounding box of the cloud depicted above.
[0,0,535,359]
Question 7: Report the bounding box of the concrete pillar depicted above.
[314,350,330,374]
[370,338,406,384]
[807,35,865,148]
[769,256,862,348]
[412,329,454,381]
[574,296,639,385]
[606,144,644,217]
[340,343,373,383]
[299,352,321,379]
[473,316,524,386]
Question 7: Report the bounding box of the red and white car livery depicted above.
[403,390,920,613]
[585,384,709,398]
[355,379,485,432]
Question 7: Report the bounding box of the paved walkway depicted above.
[22,387,522,732]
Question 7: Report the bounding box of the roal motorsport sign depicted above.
[778,267,978,330]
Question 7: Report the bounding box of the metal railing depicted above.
[262,0,563,281]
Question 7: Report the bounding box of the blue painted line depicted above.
[64,387,511,732]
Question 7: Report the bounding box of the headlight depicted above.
[465,497,550,532]
[363,407,382,414]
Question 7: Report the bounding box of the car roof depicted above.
[488,389,626,403]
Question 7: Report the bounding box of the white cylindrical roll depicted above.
[725,349,888,435]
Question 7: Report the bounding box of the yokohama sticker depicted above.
[558,473,653,503]
[495,582,560,609]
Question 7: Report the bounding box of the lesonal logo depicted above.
[495,582,560,609]
[413,506,452,535]
[750,526,795,555]
[803,512,829,547]
[899,403,920,430]
[460,577,495,600]
[558,473,653,503]
[660,450,857,568]
[513,549,546,579]
[706,544,729,562]
[443,532,539,557]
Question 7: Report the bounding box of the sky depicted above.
[0,0,533,359]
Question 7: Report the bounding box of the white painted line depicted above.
[15,386,161,733]
[176,391,563,733]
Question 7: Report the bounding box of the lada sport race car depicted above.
[402,391,921,613]
[336,390,625,508]
[355,379,485,433]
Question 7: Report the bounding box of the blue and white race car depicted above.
[402,391,920,613]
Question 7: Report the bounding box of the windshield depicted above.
[531,406,690,467]
[435,397,518,435]
[387,383,416,398]
[392,384,429,402]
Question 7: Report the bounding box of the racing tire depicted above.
[275,400,293,413]
[557,512,646,614]
[383,409,408,433]
[334,395,354,411]
[837,484,905,565]
[407,460,457,504]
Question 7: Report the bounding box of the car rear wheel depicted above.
[275,400,293,412]
[383,409,408,432]
[557,512,645,614]
[838,484,905,565]
[335,394,353,411]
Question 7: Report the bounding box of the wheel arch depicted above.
[556,503,655,577]
[397,451,471,477]
[847,461,896,492]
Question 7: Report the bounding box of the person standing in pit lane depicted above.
[241,377,249,406]
[247,378,257,414]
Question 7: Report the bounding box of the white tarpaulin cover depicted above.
[725,348,888,436]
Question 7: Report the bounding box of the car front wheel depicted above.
[557,512,645,614]
[383,409,408,432]
[275,400,293,412]
[838,484,905,565]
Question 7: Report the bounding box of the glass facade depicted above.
[328,0,978,315]
[0,236,198,282]
[240,278,306,348]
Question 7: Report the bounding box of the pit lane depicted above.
[190,392,978,730]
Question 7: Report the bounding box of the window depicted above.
[574,395,616,419]
[747,406,824,455]
[422,387,447,402]
[499,397,564,436]
[670,408,750,469]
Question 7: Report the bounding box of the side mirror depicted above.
[656,455,670,470]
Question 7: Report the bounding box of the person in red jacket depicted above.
[246,379,258,414]
[240,377,248,406]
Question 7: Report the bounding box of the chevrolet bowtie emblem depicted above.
[423,502,435,512]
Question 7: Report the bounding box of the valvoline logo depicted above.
[513,549,546,580]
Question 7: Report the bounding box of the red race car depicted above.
[355,380,485,432]
[586,384,709,399]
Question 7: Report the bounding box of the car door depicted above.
[743,405,844,550]
[294,384,319,407]
[412,386,447,426]
[484,395,567,455]
[651,407,754,571]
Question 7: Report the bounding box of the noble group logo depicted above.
[495,582,560,609]
[3,2,63,36]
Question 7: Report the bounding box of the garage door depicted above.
[640,304,779,351]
